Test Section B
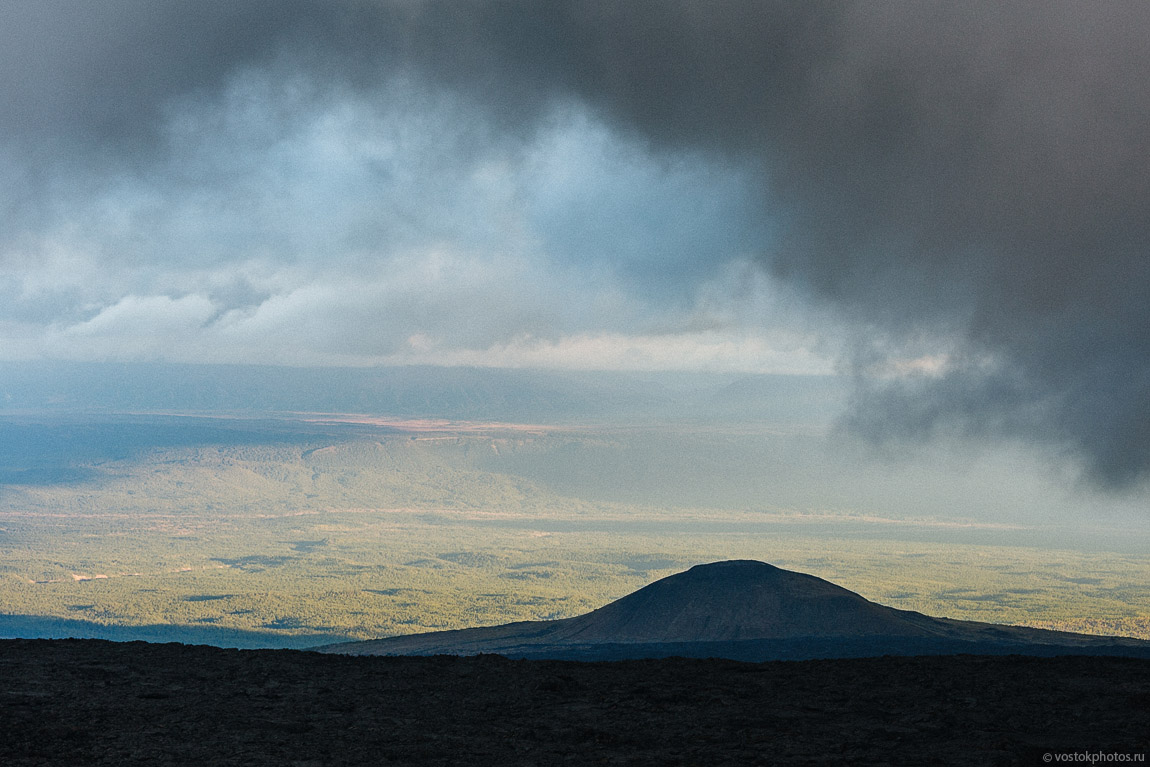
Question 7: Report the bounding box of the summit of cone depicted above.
[545,560,935,643]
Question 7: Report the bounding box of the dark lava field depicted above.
[1,638,1147,766]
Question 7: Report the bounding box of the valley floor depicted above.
[0,638,1146,766]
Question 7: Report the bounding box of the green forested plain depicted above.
[0,415,1147,648]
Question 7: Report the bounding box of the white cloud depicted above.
[63,294,216,337]
[42,294,217,361]
[0,72,834,374]
[383,330,833,375]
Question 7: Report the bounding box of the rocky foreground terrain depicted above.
[1,638,1147,766]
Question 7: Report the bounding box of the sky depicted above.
[2,1,1149,492]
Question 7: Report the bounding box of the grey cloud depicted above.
[1,0,342,152]
[455,0,1150,489]
[4,1,1149,487]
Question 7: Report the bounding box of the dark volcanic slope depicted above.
[551,559,937,642]
[323,561,1150,660]
[1,639,1147,766]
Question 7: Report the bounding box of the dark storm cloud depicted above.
[4,1,1149,487]
[430,0,1150,489]
[1,1,289,151]
[0,1,568,157]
